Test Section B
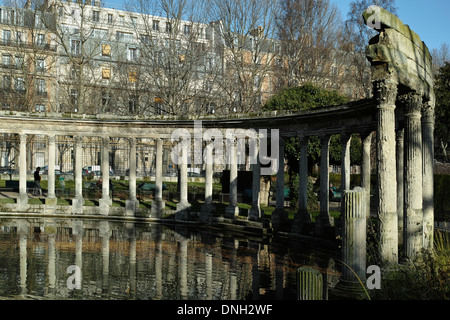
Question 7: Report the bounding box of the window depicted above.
[165,22,172,33]
[102,91,111,108]
[15,55,23,69]
[131,17,138,27]
[15,77,25,92]
[102,68,111,79]
[92,10,99,22]
[101,44,111,56]
[2,54,11,67]
[107,14,113,24]
[35,105,45,113]
[127,47,137,61]
[71,39,81,55]
[3,30,11,44]
[184,24,191,36]
[129,95,138,113]
[36,33,45,46]
[70,89,78,105]
[36,79,46,95]
[116,31,132,42]
[152,20,159,32]
[2,75,11,90]
[140,35,150,44]
[36,58,45,72]
[16,31,23,44]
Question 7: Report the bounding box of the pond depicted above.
[0,216,341,300]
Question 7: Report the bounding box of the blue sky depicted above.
[105,0,449,50]
[334,0,450,51]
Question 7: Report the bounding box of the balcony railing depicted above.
[0,39,57,52]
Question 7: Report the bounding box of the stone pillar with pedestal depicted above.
[99,137,111,216]
[422,99,435,250]
[292,135,312,234]
[201,141,215,220]
[17,133,29,210]
[45,135,58,212]
[374,78,399,264]
[152,138,165,218]
[72,136,84,214]
[315,135,334,237]
[272,137,287,228]
[361,131,373,220]
[225,135,239,219]
[402,92,424,259]
[176,139,191,219]
[126,137,139,216]
[249,138,262,221]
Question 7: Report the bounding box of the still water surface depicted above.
[0,216,340,300]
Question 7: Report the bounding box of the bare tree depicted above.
[431,42,450,74]
[276,0,349,92]
[124,0,214,116]
[208,0,280,113]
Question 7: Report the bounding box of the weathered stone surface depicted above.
[364,6,433,98]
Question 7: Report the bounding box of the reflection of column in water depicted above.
[250,241,260,300]
[229,239,238,300]
[155,241,163,299]
[45,221,57,296]
[18,220,29,296]
[274,254,285,300]
[128,224,137,299]
[72,220,83,292]
[179,239,188,299]
[100,221,111,296]
[205,252,212,300]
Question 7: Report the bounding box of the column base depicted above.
[45,196,58,214]
[200,203,215,222]
[176,201,191,220]
[330,279,368,300]
[17,193,29,211]
[151,198,165,218]
[126,199,140,217]
[292,211,313,235]
[249,206,263,221]
[99,198,111,216]
[72,196,84,214]
[314,212,335,238]
[271,208,288,229]
[225,205,239,219]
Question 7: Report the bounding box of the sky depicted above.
[102,0,449,51]
[333,0,449,51]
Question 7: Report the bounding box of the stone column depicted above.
[201,141,215,219]
[225,135,239,219]
[176,139,190,218]
[374,79,398,264]
[46,135,57,209]
[422,100,435,250]
[72,136,84,214]
[333,187,367,299]
[361,132,373,220]
[126,137,139,216]
[152,138,165,217]
[99,221,111,296]
[249,139,262,221]
[403,92,424,258]
[316,135,333,236]
[272,137,287,227]
[396,129,405,246]
[341,133,352,194]
[99,137,111,216]
[293,135,312,234]
[297,267,323,300]
[17,133,28,209]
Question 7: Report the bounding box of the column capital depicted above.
[422,100,435,124]
[399,91,422,117]
[47,134,56,143]
[373,79,398,107]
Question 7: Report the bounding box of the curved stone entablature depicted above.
[363,6,434,100]
[0,99,377,139]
